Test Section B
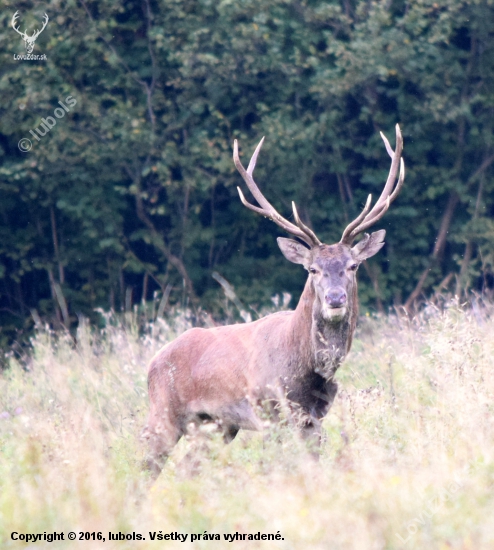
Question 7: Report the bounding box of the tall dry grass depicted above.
[1,300,494,549]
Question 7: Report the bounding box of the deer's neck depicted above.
[291,278,357,380]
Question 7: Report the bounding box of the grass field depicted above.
[1,300,493,549]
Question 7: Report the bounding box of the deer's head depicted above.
[233,126,405,322]
[12,11,49,54]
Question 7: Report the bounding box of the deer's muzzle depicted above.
[325,288,347,309]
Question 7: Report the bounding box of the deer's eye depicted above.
[349,263,358,271]
[309,267,317,274]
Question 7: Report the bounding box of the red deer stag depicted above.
[144,125,405,476]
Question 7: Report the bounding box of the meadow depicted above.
[1,299,493,549]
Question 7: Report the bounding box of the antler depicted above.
[31,13,49,40]
[340,124,405,245]
[233,138,321,248]
[11,11,49,40]
[11,11,26,37]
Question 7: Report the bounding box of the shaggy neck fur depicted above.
[291,275,358,380]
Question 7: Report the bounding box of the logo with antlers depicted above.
[11,11,49,54]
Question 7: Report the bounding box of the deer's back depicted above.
[148,310,297,408]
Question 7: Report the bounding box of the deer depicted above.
[143,125,405,477]
[12,11,49,54]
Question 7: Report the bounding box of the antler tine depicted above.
[31,13,49,39]
[365,124,403,216]
[11,11,24,35]
[40,13,49,30]
[246,137,264,175]
[351,196,391,238]
[388,157,405,203]
[340,124,405,245]
[236,186,268,216]
[292,201,321,246]
[234,139,320,248]
[340,194,372,244]
[380,131,394,159]
[348,158,405,238]
[233,138,272,214]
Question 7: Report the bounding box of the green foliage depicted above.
[1,0,494,338]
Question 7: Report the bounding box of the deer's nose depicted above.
[325,288,347,308]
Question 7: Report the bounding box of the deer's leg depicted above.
[300,417,323,458]
[298,380,338,458]
[143,414,183,479]
[223,425,240,444]
[176,418,223,478]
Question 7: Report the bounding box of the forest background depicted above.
[1,0,494,346]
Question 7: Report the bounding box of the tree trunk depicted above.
[131,170,197,301]
[50,206,65,284]
[455,172,485,297]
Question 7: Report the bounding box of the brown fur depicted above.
[143,238,385,477]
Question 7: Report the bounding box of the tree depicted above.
[1,0,494,345]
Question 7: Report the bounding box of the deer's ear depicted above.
[351,230,386,261]
[277,238,311,268]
